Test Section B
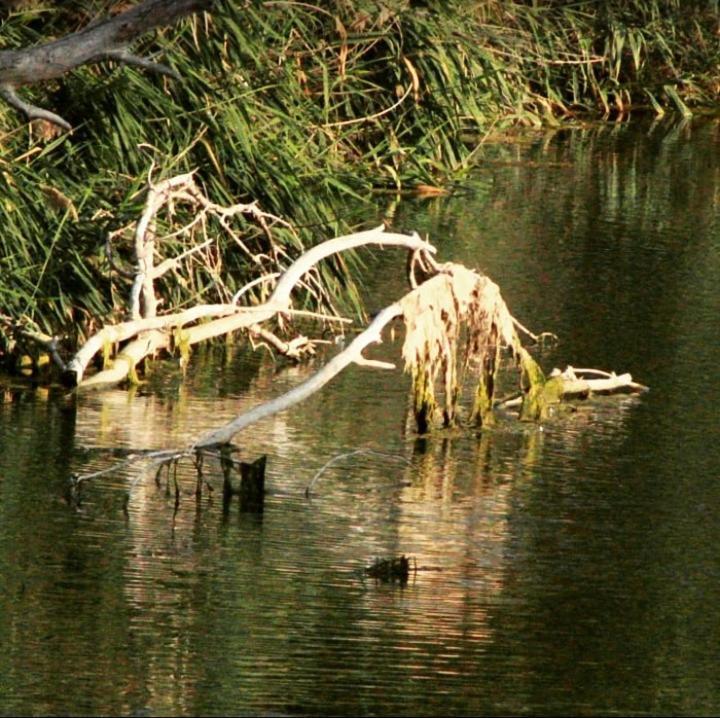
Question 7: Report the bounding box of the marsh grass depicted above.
[2,0,719,361]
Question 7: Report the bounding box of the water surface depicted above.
[2,118,720,716]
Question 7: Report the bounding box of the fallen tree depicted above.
[55,171,432,390]
[66,212,647,506]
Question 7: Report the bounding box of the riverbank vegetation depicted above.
[2,0,719,374]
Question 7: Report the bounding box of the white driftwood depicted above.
[73,303,405,486]
[175,226,432,347]
[497,365,648,409]
[63,303,243,387]
[192,303,404,448]
[68,255,650,498]
[77,330,168,389]
[130,173,198,320]
[67,226,434,389]
[550,366,648,395]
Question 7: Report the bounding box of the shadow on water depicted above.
[2,116,720,715]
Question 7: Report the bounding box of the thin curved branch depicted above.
[104,49,180,79]
[305,449,411,498]
[192,303,404,448]
[269,225,433,306]
[321,84,412,129]
[0,84,72,131]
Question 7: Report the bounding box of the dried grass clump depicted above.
[400,262,541,432]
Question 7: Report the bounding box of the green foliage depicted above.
[2,0,720,355]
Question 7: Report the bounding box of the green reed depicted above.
[2,0,719,359]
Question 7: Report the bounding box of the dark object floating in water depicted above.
[365,555,415,583]
[223,453,267,513]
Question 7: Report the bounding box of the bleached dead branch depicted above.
[70,245,646,509]
[65,221,434,389]
[192,303,404,448]
[72,302,406,487]
[496,366,648,409]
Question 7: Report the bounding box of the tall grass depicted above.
[2,0,719,362]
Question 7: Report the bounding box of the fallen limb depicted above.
[71,302,407,487]
[172,226,431,348]
[62,303,243,387]
[248,325,318,360]
[549,365,648,396]
[76,329,168,390]
[496,365,648,409]
[67,224,433,390]
[192,303,404,448]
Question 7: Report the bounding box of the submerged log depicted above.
[365,556,414,584]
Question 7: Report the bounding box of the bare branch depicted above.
[354,357,396,370]
[232,273,281,304]
[249,325,314,360]
[192,303,404,448]
[65,225,436,389]
[269,225,434,307]
[104,49,180,79]
[152,237,214,279]
[0,0,214,128]
[63,303,245,387]
[0,84,72,131]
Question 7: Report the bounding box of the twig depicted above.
[305,449,411,497]
[0,84,71,131]
[321,84,412,129]
[104,49,180,79]
[232,273,281,303]
[152,237,214,279]
[248,324,313,359]
[512,317,558,346]
[283,308,353,324]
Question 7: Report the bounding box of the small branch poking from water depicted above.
[304,449,411,498]
[512,317,558,348]
[495,365,648,410]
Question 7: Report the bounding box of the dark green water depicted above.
[2,118,720,716]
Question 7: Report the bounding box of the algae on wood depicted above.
[399,261,549,432]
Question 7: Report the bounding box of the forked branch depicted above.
[0,0,214,129]
[64,224,435,389]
